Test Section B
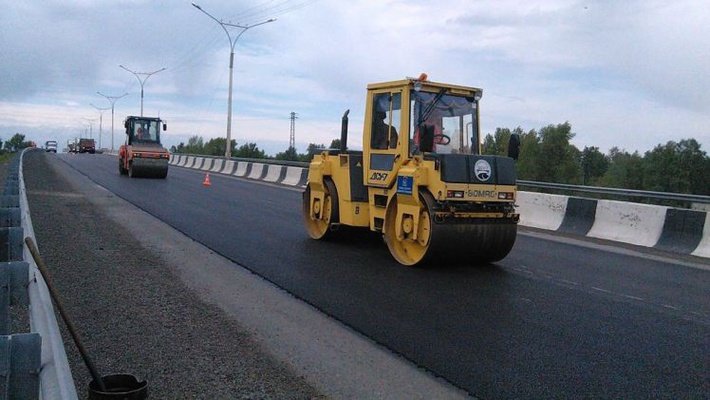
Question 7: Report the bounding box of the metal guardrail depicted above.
[517,180,710,205]
[19,149,79,399]
[170,153,708,206]
[0,153,44,400]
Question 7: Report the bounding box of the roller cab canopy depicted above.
[124,116,167,146]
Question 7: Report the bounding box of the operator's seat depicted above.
[419,124,435,153]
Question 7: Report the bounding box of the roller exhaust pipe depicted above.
[340,109,350,152]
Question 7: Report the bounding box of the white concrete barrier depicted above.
[248,163,265,179]
[193,157,205,169]
[263,165,283,182]
[184,156,194,168]
[691,213,710,257]
[151,156,710,257]
[587,200,667,247]
[233,162,248,177]
[516,192,567,230]
[282,166,304,186]
[222,160,235,174]
[210,159,224,172]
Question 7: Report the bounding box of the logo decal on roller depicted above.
[397,176,413,195]
[474,159,492,181]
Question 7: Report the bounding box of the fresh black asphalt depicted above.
[23,151,324,398]
[54,153,709,399]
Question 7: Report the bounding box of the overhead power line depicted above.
[229,0,318,25]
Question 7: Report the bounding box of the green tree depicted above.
[275,146,299,161]
[580,146,609,185]
[675,139,709,195]
[642,139,709,195]
[4,133,26,152]
[204,137,236,156]
[306,143,325,158]
[515,129,540,180]
[179,135,204,154]
[482,127,517,156]
[234,142,266,159]
[329,139,342,150]
[482,133,495,154]
[599,147,644,189]
[536,122,580,183]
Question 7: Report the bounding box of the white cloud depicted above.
[0,0,708,157]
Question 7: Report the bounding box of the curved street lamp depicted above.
[96,92,128,152]
[119,65,166,117]
[191,2,276,158]
[82,118,95,139]
[90,103,111,149]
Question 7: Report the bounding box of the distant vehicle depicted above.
[45,140,58,153]
[78,138,96,154]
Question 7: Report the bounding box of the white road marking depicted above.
[591,287,611,293]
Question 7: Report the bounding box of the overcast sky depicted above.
[1,0,708,156]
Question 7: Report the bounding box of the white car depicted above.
[45,140,58,153]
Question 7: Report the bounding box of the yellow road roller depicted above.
[303,74,520,266]
[119,116,170,178]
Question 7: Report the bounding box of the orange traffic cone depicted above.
[202,173,211,187]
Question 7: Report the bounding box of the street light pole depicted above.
[97,92,128,152]
[90,103,110,149]
[82,118,95,139]
[119,65,166,117]
[191,2,276,159]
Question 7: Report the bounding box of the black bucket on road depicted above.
[89,374,148,399]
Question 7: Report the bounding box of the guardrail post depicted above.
[0,228,24,263]
[0,197,19,208]
[0,261,28,335]
[0,333,41,399]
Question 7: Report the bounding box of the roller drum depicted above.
[427,220,517,265]
[385,193,517,266]
[129,158,169,179]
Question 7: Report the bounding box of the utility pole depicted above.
[90,103,110,149]
[192,2,276,159]
[289,112,297,150]
[97,92,128,152]
[119,65,166,116]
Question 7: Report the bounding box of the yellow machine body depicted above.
[304,76,519,266]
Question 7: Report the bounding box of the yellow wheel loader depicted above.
[303,75,520,266]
